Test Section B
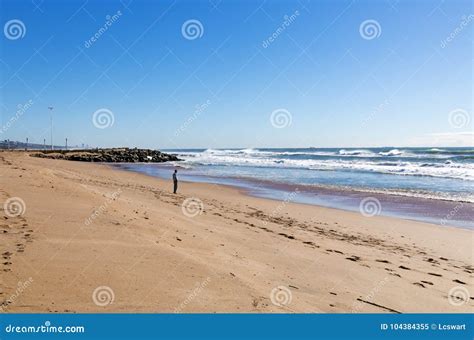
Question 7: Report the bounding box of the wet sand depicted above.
[115,163,474,229]
[0,151,472,313]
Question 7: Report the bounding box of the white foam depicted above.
[338,149,376,156]
[178,150,474,181]
[379,149,403,156]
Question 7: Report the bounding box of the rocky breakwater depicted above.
[31,148,181,163]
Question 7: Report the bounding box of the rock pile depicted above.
[31,148,181,163]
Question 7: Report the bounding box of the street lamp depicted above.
[48,106,54,150]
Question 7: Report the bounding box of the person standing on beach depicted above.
[173,169,178,194]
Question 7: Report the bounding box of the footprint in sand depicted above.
[15,243,25,252]
[346,255,361,262]
[453,279,466,285]
[302,241,319,248]
[425,258,440,265]
[428,272,442,277]
[278,233,295,240]
[399,265,410,270]
[326,249,344,254]
[376,259,390,264]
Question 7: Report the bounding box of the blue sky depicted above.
[1,0,472,148]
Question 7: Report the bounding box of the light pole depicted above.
[48,106,54,150]
[65,138,68,151]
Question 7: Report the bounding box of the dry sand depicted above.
[0,151,472,313]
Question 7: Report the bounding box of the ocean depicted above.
[115,147,474,229]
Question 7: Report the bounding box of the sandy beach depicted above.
[0,151,472,313]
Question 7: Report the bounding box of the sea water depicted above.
[115,147,474,229]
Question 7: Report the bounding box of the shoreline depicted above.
[1,152,472,313]
[113,163,474,230]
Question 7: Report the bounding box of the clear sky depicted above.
[1,0,472,149]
